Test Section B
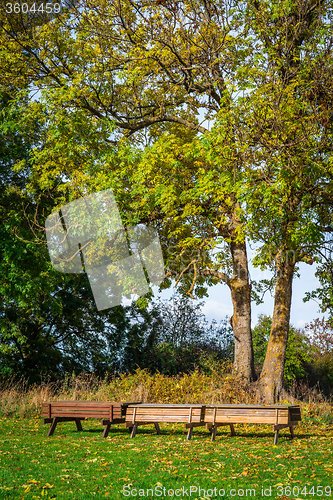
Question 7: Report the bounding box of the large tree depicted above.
[241,0,333,401]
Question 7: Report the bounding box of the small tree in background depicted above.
[121,294,234,376]
[304,319,333,394]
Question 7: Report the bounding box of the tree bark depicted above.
[228,240,255,381]
[258,250,295,403]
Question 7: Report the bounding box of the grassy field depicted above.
[0,415,332,500]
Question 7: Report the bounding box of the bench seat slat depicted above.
[42,401,132,407]
[42,412,119,418]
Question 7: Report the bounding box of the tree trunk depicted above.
[228,240,255,381]
[258,251,295,403]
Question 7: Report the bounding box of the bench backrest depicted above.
[126,404,206,424]
[204,405,301,425]
[42,401,138,420]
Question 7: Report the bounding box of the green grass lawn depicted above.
[0,416,332,500]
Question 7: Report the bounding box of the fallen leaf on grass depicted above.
[43,483,54,489]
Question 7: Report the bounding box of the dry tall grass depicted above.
[0,366,251,417]
[0,368,332,423]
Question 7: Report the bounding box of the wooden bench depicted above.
[42,401,139,438]
[204,404,301,444]
[125,404,206,440]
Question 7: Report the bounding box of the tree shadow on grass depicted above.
[56,422,316,442]
[208,428,313,441]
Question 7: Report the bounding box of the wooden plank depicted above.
[125,421,157,427]
[273,421,299,430]
[208,423,231,428]
[205,405,300,411]
[42,399,120,406]
[126,408,203,414]
[126,415,194,421]
[129,404,204,407]
[42,405,113,412]
[101,418,125,425]
[206,416,289,425]
[126,406,205,413]
[128,406,204,410]
[205,405,293,411]
[43,404,115,410]
[42,408,114,413]
[43,407,118,414]
[206,408,290,416]
[205,404,300,409]
[184,422,206,429]
[205,409,290,417]
[43,411,114,418]
[42,401,122,406]
[43,417,84,424]
[126,413,202,419]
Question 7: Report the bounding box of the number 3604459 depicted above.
[5,3,61,13]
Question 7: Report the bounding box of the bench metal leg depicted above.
[211,425,217,442]
[102,423,111,438]
[230,424,236,436]
[75,418,83,432]
[289,426,294,439]
[47,417,59,437]
[274,429,279,445]
[186,426,193,440]
[154,422,161,435]
[130,424,138,438]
